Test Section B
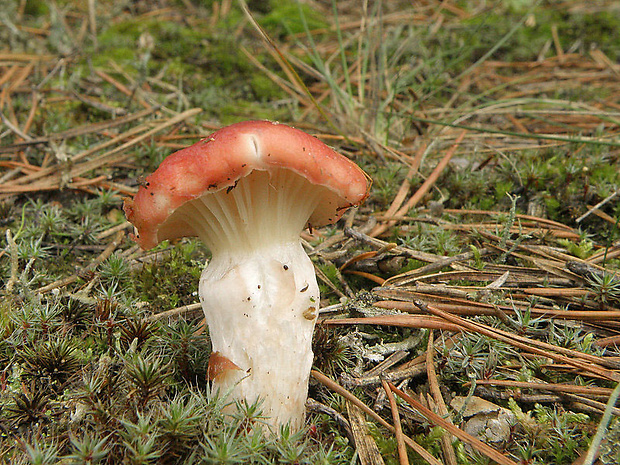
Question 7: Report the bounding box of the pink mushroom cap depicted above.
[124,120,370,249]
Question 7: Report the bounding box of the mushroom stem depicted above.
[199,239,319,430]
[166,169,326,430]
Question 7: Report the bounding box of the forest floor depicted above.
[1,1,620,464]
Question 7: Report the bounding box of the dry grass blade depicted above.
[426,332,457,465]
[371,131,466,238]
[414,301,620,381]
[239,45,311,106]
[324,315,463,332]
[369,143,426,238]
[0,53,55,61]
[0,108,201,194]
[374,298,620,323]
[444,222,580,239]
[471,380,613,398]
[381,380,409,465]
[413,269,571,286]
[344,270,386,284]
[388,383,520,465]
[239,0,337,132]
[439,208,577,231]
[310,370,442,465]
[384,247,493,285]
[2,119,153,185]
[576,188,620,223]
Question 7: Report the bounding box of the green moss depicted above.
[564,11,620,60]
[461,8,620,63]
[40,101,86,133]
[94,20,144,67]
[249,73,282,101]
[259,2,329,38]
[132,243,205,311]
[494,180,514,201]
[92,12,285,118]
[435,141,618,242]
[23,0,49,17]
[215,98,289,124]
[361,160,409,210]
[316,261,341,298]
[95,17,208,73]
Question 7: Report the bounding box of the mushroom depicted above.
[124,120,370,431]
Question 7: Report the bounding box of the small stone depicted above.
[451,396,515,447]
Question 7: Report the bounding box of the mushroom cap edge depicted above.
[124,120,371,249]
